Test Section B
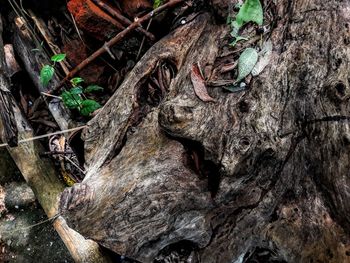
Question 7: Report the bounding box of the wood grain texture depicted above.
[60,1,350,262]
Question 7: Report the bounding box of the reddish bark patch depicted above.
[67,0,123,40]
[63,39,105,84]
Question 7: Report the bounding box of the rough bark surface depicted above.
[60,1,350,262]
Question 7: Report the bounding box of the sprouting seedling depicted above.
[40,53,66,86]
[229,0,263,47]
[60,76,103,116]
[39,53,103,116]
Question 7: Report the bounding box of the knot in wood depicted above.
[325,79,350,103]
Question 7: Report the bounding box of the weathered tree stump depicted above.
[60,1,350,262]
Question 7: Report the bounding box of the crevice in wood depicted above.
[135,59,177,123]
[154,240,199,262]
[174,137,222,198]
[101,59,178,165]
[243,246,288,263]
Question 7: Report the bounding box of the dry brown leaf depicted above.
[191,64,216,103]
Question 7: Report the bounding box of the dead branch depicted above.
[91,0,155,41]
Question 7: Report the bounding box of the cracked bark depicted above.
[60,1,350,262]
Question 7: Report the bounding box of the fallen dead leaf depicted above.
[191,64,216,103]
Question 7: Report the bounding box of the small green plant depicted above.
[40,54,103,116]
[40,53,66,86]
[61,77,103,116]
[228,0,263,47]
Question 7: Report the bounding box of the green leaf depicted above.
[153,0,164,9]
[70,77,84,87]
[85,85,104,93]
[70,87,83,95]
[40,65,55,87]
[236,0,263,28]
[80,100,101,116]
[236,48,259,83]
[51,53,66,62]
[61,91,82,109]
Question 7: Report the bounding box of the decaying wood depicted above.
[4,44,21,78]
[29,10,71,75]
[0,88,18,147]
[12,16,74,131]
[82,12,211,175]
[0,16,18,147]
[59,0,350,262]
[60,13,222,262]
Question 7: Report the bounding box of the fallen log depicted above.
[0,14,112,263]
[60,13,220,262]
[60,1,350,263]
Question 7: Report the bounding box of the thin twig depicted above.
[136,18,153,60]
[64,156,86,174]
[0,126,87,148]
[0,213,61,235]
[41,150,74,155]
[8,0,42,50]
[41,92,61,99]
[52,0,185,93]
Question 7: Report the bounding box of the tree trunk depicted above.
[60,1,350,262]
